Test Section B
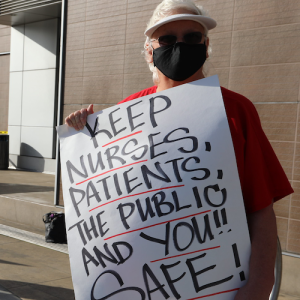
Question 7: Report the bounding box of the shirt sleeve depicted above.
[233,96,293,214]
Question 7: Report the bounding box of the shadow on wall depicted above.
[9,143,46,172]
[0,279,74,300]
[14,19,58,55]
[20,142,45,172]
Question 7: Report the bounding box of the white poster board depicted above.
[57,75,251,300]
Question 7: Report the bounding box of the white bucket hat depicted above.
[144,13,217,37]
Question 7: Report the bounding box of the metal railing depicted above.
[269,237,282,300]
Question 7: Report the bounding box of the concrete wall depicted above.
[8,19,59,173]
[63,0,300,254]
[0,25,11,132]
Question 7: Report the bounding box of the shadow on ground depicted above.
[0,279,74,300]
[0,183,54,194]
[0,259,29,267]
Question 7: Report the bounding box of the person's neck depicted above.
[156,69,205,92]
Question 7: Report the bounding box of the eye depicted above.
[184,32,203,44]
[158,35,177,46]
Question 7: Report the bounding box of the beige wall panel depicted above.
[63,104,83,121]
[234,0,300,31]
[270,141,294,181]
[207,67,230,89]
[292,143,300,181]
[229,64,300,103]
[0,83,9,100]
[291,181,300,221]
[123,73,154,99]
[67,0,86,24]
[209,31,232,68]
[86,0,127,21]
[276,216,288,251]
[274,196,291,219]
[93,104,115,112]
[64,77,83,104]
[195,0,235,33]
[0,55,9,83]
[254,103,297,142]
[0,26,10,37]
[65,50,84,78]
[83,45,125,77]
[127,0,162,14]
[83,75,124,104]
[85,15,126,49]
[297,105,300,143]
[287,219,300,253]
[281,256,300,297]
[0,35,10,53]
[66,22,85,51]
[126,10,154,44]
[231,24,300,67]
[124,42,149,74]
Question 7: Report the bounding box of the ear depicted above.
[145,42,154,63]
[206,37,210,59]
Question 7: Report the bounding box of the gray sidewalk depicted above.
[0,169,299,300]
[0,233,74,300]
[0,228,299,300]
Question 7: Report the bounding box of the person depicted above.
[65,0,293,299]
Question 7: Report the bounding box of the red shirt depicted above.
[119,86,293,214]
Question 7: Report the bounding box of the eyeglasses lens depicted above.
[158,35,177,46]
[158,32,203,46]
[184,32,203,44]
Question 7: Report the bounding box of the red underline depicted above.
[150,246,220,263]
[104,210,211,240]
[89,184,185,212]
[76,160,147,185]
[187,288,240,300]
[102,131,142,147]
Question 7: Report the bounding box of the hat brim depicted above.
[144,14,217,37]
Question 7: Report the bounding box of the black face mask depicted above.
[153,42,207,81]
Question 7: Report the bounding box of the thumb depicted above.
[87,104,94,115]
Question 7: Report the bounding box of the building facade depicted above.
[0,0,300,258]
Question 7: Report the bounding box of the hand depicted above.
[65,104,94,131]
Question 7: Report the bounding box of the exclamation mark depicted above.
[213,210,221,228]
[232,243,246,281]
[205,142,211,152]
[221,208,228,225]
[217,170,223,179]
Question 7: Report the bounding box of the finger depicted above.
[69,112,81,131]
[79,108,88,129]
[65,117,73,127]
[87,104,94,115]
[74,111,83,130]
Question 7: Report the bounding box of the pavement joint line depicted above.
[31,276,73,285]
[0,194,57,208]
[0,224,68,254]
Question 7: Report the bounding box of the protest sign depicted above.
[57,75,251,300]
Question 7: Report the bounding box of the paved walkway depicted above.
[0,169,299,300]
[1,229,300,300]
[0,234,74,300]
